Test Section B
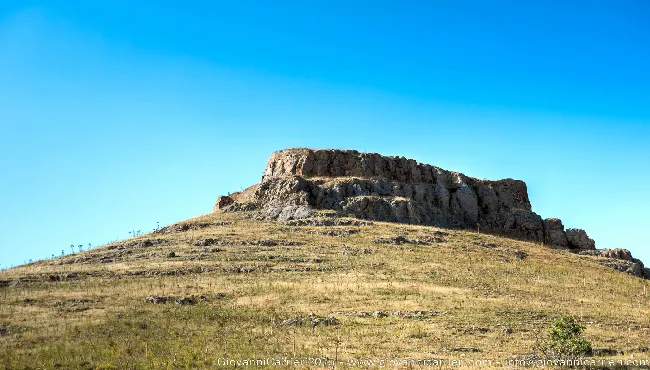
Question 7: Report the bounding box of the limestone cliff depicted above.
[220,149,596,247]
[215,148,648,278]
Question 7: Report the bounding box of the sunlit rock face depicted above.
[220,148,595,248]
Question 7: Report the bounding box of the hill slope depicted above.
[1,210,649,368]
[2,148,649,369]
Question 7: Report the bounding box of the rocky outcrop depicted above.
[222,149,595,247]
[543,218,568,247]
[215,148,645,278]
[214,196,234,211]
[566,229,596,250]
[579,249,647,278]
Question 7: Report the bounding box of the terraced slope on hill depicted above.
[1,210,649,368]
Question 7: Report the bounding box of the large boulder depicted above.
[213,196,234,211]
[566,229,596,250]
[543,218,568,247]
[503,210,544,242]
[598,248,634,261]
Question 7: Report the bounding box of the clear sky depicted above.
[1,1,649,268]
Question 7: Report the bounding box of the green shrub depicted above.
[539,315,592,359]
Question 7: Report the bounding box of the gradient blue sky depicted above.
[1,1,649,268]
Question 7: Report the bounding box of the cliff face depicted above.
[220,148,595,250]
[213,148,650,278]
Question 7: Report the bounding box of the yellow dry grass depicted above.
[1,211,649,369]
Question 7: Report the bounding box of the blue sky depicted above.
[1,1,649,267]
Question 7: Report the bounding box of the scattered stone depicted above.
[175,297,198,305]
[193,239,219,247]
[448,347,481,353]
[222,266,256,274]
[311,316,339,327]
[373,236,430,245]
[577,248,647,277]
[379,236,408,245]
[107,238,169,250]
[138,240,154,248]
[248,240,278,247]
[281,318,303,327]
[595,258,644,278]
[423,236,447,243]
[280,315,339,327]
[145,295,206,305]
[156,222,230,234]
[387,310,446,319]
[0,325,22,337]
[238,240,304,247]
[53,298,95,312]
[503,327,513,334]
[512,250,528,260]
[592,348,624,356]
[473,242,498,248]
[341,246,376,256]
[580,248,635,261]
[310,229,360,237]
[284,218,373,227]
[145,296,172,304]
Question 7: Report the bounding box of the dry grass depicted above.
[1,211,649,369]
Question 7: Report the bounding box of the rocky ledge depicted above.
[215,148,647,278]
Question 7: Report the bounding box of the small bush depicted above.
[538,315,592,359]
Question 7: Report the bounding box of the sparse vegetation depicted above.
[1,211,649,368]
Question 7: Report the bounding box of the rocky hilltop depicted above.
[217,148,647,278]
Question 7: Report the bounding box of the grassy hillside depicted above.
[1,211,649,369]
